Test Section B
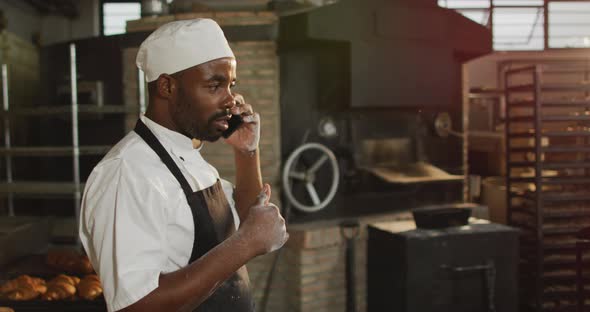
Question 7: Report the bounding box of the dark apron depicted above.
[134,119,255,312]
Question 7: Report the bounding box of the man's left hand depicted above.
[224,93,260,154]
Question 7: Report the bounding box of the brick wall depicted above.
[248,222,368,312]
[122,47,142,132]
[258,211,412,312]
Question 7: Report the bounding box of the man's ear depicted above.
[156,74,177,99]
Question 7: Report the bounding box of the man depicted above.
[79,18,289,312]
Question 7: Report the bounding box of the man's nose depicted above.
[225,95,238,113]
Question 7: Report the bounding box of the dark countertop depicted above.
[287,191,414,229]
[286,177,465,229]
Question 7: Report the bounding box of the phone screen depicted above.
[221,114,244,138]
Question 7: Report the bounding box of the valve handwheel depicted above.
[282,143,340,213]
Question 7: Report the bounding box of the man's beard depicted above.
[201,111,227,142]
[173,97,225,142]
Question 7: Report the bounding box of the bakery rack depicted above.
[1,43,147,245]
[505,63,590,311]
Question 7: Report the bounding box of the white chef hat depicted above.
[136,18,235,82]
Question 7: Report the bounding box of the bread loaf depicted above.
[0,275,46,300]
[77,274,103,300]
[5,284,40,301]
[0,275,45,294]
[41,274,79,301]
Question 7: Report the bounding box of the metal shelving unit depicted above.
[1,43,146,243]
[505,64,590,312]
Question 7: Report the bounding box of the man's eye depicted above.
[209,85,219,91]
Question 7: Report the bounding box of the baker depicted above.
[79,18,289,312]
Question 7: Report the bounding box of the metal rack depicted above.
[1,43,146,243]
[505,64,590,311]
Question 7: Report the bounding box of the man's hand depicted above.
[237,184,289,256]
[224,93,260,154]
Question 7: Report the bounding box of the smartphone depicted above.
[222,114,244,139]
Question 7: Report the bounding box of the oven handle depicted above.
[440,260,496,312]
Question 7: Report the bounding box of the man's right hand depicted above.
[238,184,289,256]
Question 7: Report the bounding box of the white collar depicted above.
[140,115,204,159]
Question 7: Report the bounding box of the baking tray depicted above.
[0,255,107,312]
[0,297,107,312]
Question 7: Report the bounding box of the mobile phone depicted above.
[222,114,244,138]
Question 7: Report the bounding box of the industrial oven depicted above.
[276,0,493,222]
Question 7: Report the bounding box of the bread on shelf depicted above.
[77,274,103,300]
[4,284,40,301]
[40,274,79,301]
[0,270,103,302]
[0,275,47,301]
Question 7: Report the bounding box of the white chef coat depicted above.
[79,115,239,312]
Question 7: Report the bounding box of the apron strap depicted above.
[134,118,220,260]
[134,119,195,198]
